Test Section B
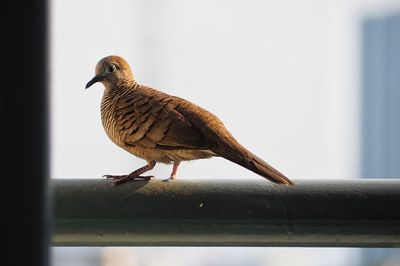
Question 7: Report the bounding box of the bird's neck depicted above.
[102,80,140,109]
[105,78,138,93]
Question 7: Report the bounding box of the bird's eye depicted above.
[107,64,117,73]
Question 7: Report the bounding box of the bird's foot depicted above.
[112,175,154,186]
[103,174,154,186]
[103,174,127,180]
[104,161,157,186]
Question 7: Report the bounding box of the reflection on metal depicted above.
[53,179,400,247]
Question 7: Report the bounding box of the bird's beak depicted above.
[85,75,103,89]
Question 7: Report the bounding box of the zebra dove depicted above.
[86,55,294,186]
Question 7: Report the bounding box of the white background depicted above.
[52,0,398,180]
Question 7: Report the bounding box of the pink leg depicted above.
[104,161,156,186]
[170,162,180,179]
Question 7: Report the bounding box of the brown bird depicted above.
[86,55,294,186]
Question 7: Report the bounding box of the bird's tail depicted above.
[217,142,294,185]
[248,153,294,185]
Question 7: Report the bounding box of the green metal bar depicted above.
[52,179,400,247]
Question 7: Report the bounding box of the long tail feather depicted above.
[249,153,294,185]
[216,143,294,185]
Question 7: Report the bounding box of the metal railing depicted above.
[53,179,400,247]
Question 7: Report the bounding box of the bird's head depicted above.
[85,55,135,89]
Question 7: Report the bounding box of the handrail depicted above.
[52,179,400,247]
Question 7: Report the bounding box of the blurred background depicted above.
[51,0,400,265]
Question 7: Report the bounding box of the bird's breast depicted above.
[100,93,126,148]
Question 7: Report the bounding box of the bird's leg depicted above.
[104,161,156,186]
[169,162,180,179]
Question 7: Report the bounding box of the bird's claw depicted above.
[106,175,154,186]
[103,174,127,180]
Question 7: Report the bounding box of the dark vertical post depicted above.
[0,1,49,266]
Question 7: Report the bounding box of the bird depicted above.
[85,55,294,186]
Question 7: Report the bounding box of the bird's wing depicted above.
[115,89,211,150]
